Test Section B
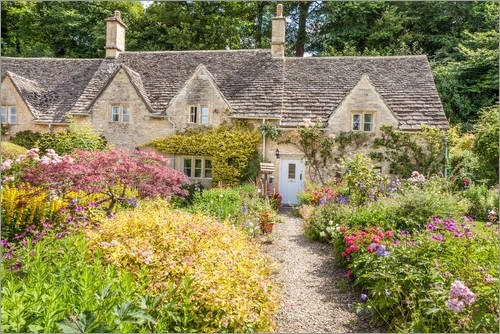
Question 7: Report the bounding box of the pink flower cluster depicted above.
[445,280,476,313]
[407,171,426,184]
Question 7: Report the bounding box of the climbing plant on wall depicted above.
[147,125,261,186]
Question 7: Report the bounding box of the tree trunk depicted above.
[295,1,311,57]
[255,1,266,48]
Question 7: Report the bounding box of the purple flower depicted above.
[431,234,445,242]
[336,195,348,205]
[14,233,26,240]
[360,293,367,301]
[88,202,98,208]
[70,198,78,205]
[74,206,84,212]
[127,197,138,208]
[318,198,326,205]
[29,251,36,256]
[376,245,389,257]
[485,275,494,284]
[400,230,409,236]
[5,252,12,259]
[1,239,8,248]
[241,205,248,213]
[446,280,476,313]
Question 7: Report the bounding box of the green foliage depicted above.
[188,184,275,235]
[373,125,446,177]
[297,121,334,184]
[472,106,499,184]
[260,121,282,141]
[342,154,383,206]
[36,124,107,155]
[463,185,499,221]
[1,141,27,160]
[9,130,42,150]
[334,221,499,332]
[2,233,210,333]
[148,125,261,186]
[449,149,481,182]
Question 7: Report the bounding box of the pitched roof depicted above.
[1,51,448,129]
[282,56,448,129]
[1,57,102,122]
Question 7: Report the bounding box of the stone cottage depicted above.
[0,5,448,204]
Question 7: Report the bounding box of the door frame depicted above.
[278,157,305,205]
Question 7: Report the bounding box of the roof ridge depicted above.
[1,56,102,61]
[120,49,271,54]
[285,55,428,60]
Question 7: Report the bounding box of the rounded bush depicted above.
[86,200,280,332]
[1,141,27,160]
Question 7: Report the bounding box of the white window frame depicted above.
[1,106,17,124]
[110,104,130,123]
[181,156,212,178]
[188,105,209,124]
[352,111,374,132]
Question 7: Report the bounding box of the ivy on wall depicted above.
[147,125,261,186]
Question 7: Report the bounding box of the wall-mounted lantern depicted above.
[275,148,280,159]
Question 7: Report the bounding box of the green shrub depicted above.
[86,200,280,332]
[2,234,149,333]
[9,130,42,149]
[148,125,260,185]
[463,184,499,221]
[449,149,481,181]
[189,184,274,234]
[36,123,107,155]
[472,106,499,185]
[383,184,470,231]
[1,141,27,160]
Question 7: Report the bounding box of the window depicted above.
[194,159,202,177]
[111,104,130,123]
[182,157,212,178]
[183,158,192,176]
[189,106,197,123]
[352,112,374,132]
[204,159,212,178]
[288,163,296,179]
[1,106,16,124]
[200,106,209,124]
[188,105,209,124]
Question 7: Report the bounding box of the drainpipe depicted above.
[166,115,177,167]
[262,118,266,161]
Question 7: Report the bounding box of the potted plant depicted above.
[269,192,282,211]
[259,210,276,234]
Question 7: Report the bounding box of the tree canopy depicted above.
[1,1,498,127]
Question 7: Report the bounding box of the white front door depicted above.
[279,159,305,205]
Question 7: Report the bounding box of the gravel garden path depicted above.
[262,212,379,333]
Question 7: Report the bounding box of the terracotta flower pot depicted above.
[260,221,274,234]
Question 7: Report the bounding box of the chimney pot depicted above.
[271,4,285,58]
[105,10,127,58]
[277,4,283,17]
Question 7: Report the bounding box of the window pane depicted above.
[1,107,7,124]
[352,114,361,131]
[364,114,373,131]
[183,158,192,177]
[194,159,202,177]
[122,106,130,123]
[204,159,212,178]
[190,106,197,123]
[7,107,16,124]
[288,163,296,179]
[111,106,120,122]
[200,106,209,125]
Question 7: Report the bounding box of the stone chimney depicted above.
[105,10,127,58]
[271,4,285,58]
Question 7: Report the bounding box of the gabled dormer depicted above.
[166,64,232,131]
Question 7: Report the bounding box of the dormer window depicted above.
[352,112,373,132]
[1,106,17,124]
[188,105,209,125]
[111,104,130,123]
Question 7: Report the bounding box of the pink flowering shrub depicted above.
[23,148,190,213]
